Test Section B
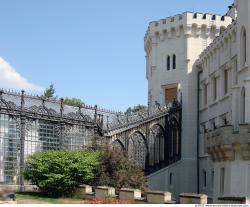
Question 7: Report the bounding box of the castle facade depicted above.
[145,0,250,202]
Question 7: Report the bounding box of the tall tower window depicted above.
[167,56,170,70]
[241,27,247,66]
[173,54,176,69]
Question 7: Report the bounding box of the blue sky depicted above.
[0,0,232,111]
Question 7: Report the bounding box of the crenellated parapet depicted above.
[144,12,232,54]
[197,20,237,64]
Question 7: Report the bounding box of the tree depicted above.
[125,104,147,114]
[91,145,147,192]
[42,84,56,99]
[23,150,101,197]
[63,97,84,107]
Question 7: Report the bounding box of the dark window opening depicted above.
[203,170,207,187]
[167,56,170,70]
[169,173,172,185]
[173,54,176,69]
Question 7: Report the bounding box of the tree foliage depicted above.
[125,104,147,114]
[23,150,100,197]
[40,84,85,107]
[42,84,56,99]
[91,145,147,192]
[63,97,84,107]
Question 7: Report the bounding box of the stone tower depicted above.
[144,12,232,198]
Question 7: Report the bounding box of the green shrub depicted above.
[23,150,100,197]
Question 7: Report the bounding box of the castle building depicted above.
[145,0,250,202]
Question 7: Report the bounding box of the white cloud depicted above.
[0,57,44,92]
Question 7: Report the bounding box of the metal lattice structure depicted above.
[105,101,182,174]
[0,89,119,189]
[0,89,182,189]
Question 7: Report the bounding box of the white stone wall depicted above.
[147,159,197,200]
[196,0,250,201]
[145,11,232,197]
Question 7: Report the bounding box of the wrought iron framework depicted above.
[105,101,182,174]
[0,89,182,189]
[0,90,118,189]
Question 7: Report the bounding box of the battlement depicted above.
[197,20,237,63]
[144,12,232,46]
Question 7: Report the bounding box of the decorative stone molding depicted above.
[206,125,250,162]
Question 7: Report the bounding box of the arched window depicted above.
[167,55,170,70]
[173,54,176,69]
[241,27,247,66]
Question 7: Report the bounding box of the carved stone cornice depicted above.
[206,125,250,162]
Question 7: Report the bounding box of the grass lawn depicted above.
[16,192,83,204]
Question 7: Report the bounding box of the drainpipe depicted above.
[197,70,202,194]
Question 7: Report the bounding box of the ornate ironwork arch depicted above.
[148,123,165,167]
[127,131,148,169]
[167,115,181,162]
[112,139,125,151]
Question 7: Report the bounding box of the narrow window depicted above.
[213,77,217,101]
[241,87,246,124]
[241,27,247,65]
[203,170,207,187]
[220,168,225,194]
[173,54,176,69]
[224,70,228,95]
[204,84,208,106]
[169,173,172,185]
[167,56,170,70]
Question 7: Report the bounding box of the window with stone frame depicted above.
[224,69,229,95]
[241,27,247,66]
[220,114,228,126]
[172,54,176,69]
[212,76,217,101]
[210,118,216,130]
[204,83,208,106]
[167,55,170,70]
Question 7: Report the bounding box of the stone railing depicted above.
[76,185,209,204]
[76,185,174,204]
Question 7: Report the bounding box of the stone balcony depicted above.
[205,124,250,162]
